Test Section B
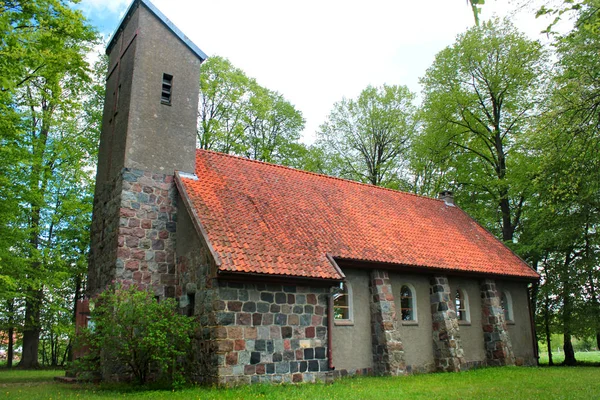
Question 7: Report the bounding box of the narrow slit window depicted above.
[187,292,196,317]
[161,73,173,105]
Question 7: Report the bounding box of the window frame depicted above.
[399,283,418,324]
[455,288,471,324]
[333,282,354,326]
[501,291,514,324]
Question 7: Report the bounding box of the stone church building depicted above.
[87,0,540,385]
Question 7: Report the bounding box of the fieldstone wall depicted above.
[115,168,178,297]
[480,279,515,366]
[211,282,331,386]
[88,173,123,294]
[430,275,465,372]
[88,168,178,297]
[369,270,405,376]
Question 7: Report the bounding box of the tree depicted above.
[314,85,416,188]
[418,18,547,242]
[0,0,99,367]
[528,0,600,363]
[198,56,251,154]
[198,55,306,165]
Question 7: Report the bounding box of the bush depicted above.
[74,285,194,385]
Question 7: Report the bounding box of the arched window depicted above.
[400,284,417,322]
[333,282,353,323]
[501,291,514,323]
[455,289,470,322]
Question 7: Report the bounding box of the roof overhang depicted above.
[333,257,540,283]
[106,0,208,61]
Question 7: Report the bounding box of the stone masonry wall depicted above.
[116,168,178,296]
[480,279,515,366]
[174,205,219,384]
[430,275,465,372]
[89,168,178,297]
[369,270,405,376]
[88,173,122,294]
[212,281,331,386]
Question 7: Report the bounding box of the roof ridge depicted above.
[196,149,444,204]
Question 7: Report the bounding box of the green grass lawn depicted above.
[1,365,600,399]
[538,350,600,365]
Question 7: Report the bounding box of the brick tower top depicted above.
[96,0,206,186]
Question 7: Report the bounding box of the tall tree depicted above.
[197,55,305,165]
[418,18,547,242]
[314,85,416,188]
[0,0,99,367]
[530,0,600,362]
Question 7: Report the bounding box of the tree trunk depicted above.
[544,293,553,366]
[7,300,14,368]
[563,333,576,366]
[20,289,43,368]
[561,250,576,366]
[68,275,82,362]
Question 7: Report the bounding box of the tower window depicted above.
[161,73,173,105]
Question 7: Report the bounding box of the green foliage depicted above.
[0,0,101,367]
[417,18,547,242]
[314,84,416,188]
[76,285,195,386]
[198,55,306,165]
[529,0,600,357]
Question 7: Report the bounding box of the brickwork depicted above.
[480,279,515,366]
[369,270,405,376]
[211,282,331,386]
[430,275,465,372]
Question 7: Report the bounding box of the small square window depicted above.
[161,73,173,105]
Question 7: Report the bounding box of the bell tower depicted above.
[88,0,206,296]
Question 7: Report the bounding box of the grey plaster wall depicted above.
[448,278,486,363]
[496,281,535,365]
[96,3,201,189]
[331,269,373,372]
[125,5,200,175]
[390,273,434,372]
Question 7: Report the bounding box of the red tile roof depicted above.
[178,150,539,281]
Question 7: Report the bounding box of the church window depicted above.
[501,291,514,323]
[333,282,353,324]
[400,284,417,322]
[455,288,470,322]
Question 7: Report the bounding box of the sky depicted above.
[77,0,561,144]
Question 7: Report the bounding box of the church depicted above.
[87,0,539,385]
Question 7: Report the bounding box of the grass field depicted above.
[1,365,600,400]
[538,350,600,365]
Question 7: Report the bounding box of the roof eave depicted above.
[333,257,540,282]
[106,0,207,61]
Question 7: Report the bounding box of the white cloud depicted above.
[79,0,130,14]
